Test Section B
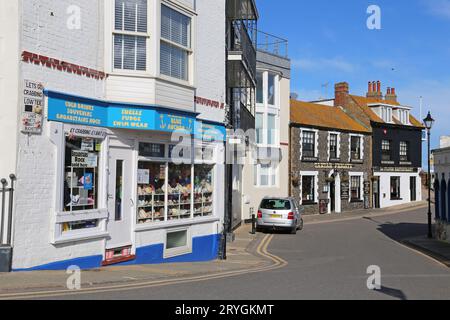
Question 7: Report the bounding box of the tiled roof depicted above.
[350,95,424,128]
[290,100,371,133]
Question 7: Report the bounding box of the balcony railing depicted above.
[227,0,259,21]
[256,30,289,58]
[229,20,257,84]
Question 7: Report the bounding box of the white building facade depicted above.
[0,0,227,270]
[433,136,450,244]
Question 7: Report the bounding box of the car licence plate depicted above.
[271,214,282,219]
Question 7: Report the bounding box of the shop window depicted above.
[350,136,362,161]
[382,140,391,161]
[139,142,166,158]
[302,131,316,158]
[391,177,401,200]
[194,165,214,217]
[350,176,361,201]
[137,162,166,224]
[168,164,192,220]
[113,0,148,71]
[195,146,214,162]
[302,176,315,204]
[64,136,100,213]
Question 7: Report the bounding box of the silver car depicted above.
[256,197,304,234]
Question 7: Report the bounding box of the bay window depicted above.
[160,4,191,81]
[113,0,148,71]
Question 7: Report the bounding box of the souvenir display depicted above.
[137,162,166,224]
[193,165,214,217]
[63,136,99,215]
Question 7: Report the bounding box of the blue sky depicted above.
[256,0,450,160]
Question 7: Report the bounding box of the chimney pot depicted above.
[387,87,391,95]
[377,81,381,93]
[368,82,372,93]
[391,88,396,95]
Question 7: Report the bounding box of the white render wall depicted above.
[376,171,422,209]
[194,0,226,123]
[12,0,106,269]
[0,0,20,181]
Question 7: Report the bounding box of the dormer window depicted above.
[381,106,392,123]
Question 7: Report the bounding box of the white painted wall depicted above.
[375,172,422,209]
[0,0,20,180]
[12,0,106,269]
[194,0,226,123]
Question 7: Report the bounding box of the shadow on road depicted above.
[363,217,427,242]
[375,286,408,300]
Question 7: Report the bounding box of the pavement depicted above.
[0,224,272,297]
[1,200,449,300]
[403,237,450,268]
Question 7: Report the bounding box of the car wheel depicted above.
[290,226,297,235]
[298,219,304,231]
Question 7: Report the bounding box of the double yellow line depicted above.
[0,234,287,300]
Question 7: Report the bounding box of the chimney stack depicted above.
[367,81,375,98]
[371,80,383,99]
[385,86,397,103]
[335,82,349,107]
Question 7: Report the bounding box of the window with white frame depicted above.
[350,176,362,201]
[256,113,264,144]
[160,4,191,81]
[267,113,277,145]
[254,162,277,187]
[267,73,276,105]
[350,135,362,161]
[329,133,339,160]
[113,0,148,71]
[256,71,264,104]
[301,175,316,203]
[302,131,316,158]
[400,141,409,162]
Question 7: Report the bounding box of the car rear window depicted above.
[260,199,291,210]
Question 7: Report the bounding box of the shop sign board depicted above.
[65,125,108,140]
[71,151,97,168]
[47,91,226,140]
[314,163,354,170]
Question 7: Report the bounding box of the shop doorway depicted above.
[410,177,417,202]
[105,146,134,265]
[373,177,380,209]
[330,181,336,213]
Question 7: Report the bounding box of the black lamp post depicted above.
[423,111,435,239]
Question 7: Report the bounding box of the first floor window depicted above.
[391,177,401,200]
[382,140,391,161]
[302,131,315,158]
[256,113,264,144]
[350,176,361,201]
[400,141,409,162]
[160,4,191,80]
[267,114,277,145]
[330,134,338,159]
[351,136,362,160]
[302,176,315,203]
[113,0,148,71]
[64,136,101,212]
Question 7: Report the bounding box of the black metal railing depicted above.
[1,174,16,246]
[229,20,257,81]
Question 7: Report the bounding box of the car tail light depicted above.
[257,210,262,219]
[288,212,295,220]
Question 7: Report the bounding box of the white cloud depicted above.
[291,57,356,73]
[422,0,450,19]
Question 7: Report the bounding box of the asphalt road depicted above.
[46,207,450,300]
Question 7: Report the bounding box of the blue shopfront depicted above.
[19,90,227,270]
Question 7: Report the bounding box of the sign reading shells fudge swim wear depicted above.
[46,91,196,134]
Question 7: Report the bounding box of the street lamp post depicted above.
[423,111,435,239]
